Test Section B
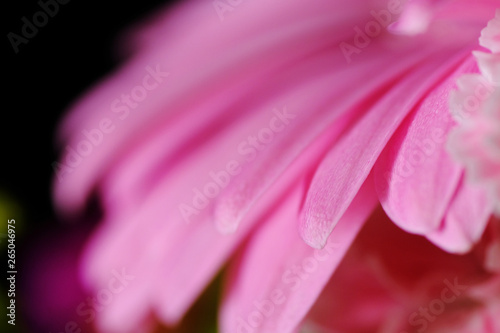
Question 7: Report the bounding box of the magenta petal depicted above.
[219,179,378,333]
[427,176,494,253]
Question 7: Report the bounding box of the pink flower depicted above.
[51,0,499,332]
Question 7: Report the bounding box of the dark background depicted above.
[4,0,178,227]
[3,1,180,331]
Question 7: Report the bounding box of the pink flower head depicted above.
[50,0,499,332]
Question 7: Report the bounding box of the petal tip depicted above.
[299,213,330,250]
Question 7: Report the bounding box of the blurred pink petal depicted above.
[304,209,500,333]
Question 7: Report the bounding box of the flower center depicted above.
[447,9,500,215]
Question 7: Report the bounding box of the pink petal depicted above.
[212,46,432,234]
[427,176,495,253]
[80,101,362,328]
[300,48,472,249]
[219,179,378,333]
[373,57,479,235]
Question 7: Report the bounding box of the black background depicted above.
[3,1,179,331]
[4,0,178,227]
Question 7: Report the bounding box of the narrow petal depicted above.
[79,102,358,327]
[300,49,471,248]
[219,179,378,333]
[212,40,450,234]
[373,57,478,235]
